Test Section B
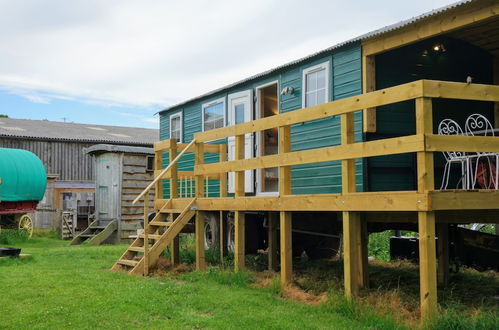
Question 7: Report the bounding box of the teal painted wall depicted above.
[369,36,494,191]
[159,43,364,197]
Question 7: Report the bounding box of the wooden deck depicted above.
[124,79,499,321]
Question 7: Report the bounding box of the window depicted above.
[169,112,182,143]
[146,156,154,172]
[202,98,225,131]
[302,62,330,107]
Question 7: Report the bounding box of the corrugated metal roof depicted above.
[0,118,158,145]
[159,0,473,114]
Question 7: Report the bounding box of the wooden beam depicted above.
[195,211,206,271]
[153,139,171,152]
[437,223,449,286]
[195,134,425,175]
[416,98,434,193]
[155,170,220,180]
[194,81,425,142]
[343,211,361,299]
[430,190,499,210]
[154,139,220,153]
[190,192,429,212]
[362,1,499,55]
[234,211,245,271]
[235,135,245,197]
[494,56,499,128]
[341,113,356,194]
[362,54,376,132]
[422,80,499,103]
[279,125,291,195]
[280,211,292,286]
[359,218,369,289]
[418,211,438,321]
[268,212,278,271]
[219,144,228,197]
[425,135,499,153]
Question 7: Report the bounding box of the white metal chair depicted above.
[438,119,471,190]
[465,114,498,189]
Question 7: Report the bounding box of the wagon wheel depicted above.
[18,214,33,238]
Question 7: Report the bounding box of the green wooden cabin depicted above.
[158,0,498,198]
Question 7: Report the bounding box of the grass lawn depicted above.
[0,234,497,329]
[0,236,393,329]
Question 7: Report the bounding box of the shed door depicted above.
[95,153,121,221]
[227,90,254,193]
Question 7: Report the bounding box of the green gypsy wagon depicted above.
[0,148,47,238]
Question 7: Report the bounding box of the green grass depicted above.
[0,237,400,329]
[1,236,497,329]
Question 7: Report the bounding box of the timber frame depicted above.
[132,79,499,321]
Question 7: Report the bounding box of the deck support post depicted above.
[234,134,245,271]
[359,217,369,289]
[280,211,292,286]
[195,141,205,271]
[416,97,437,321]
[340,112,365,298]
[195,211,206,270]
[268,212,278,271]
[168,141,180,265]
[437,223,449,286]
[219,145,228,263]
[234,211,245,271]
[343,211,361,298]
[219,211,227,262]
[278,125,292,285]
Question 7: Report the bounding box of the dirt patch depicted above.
[250,270,276,288]
[151,257,193,276]
[281,284,327,305]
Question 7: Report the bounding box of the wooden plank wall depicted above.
[120,153,155,240]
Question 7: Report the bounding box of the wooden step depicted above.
[139,234,162,240]
[128,246,145,252]
[117,259,139,267]
[160,209,184,214]
[89,226,106,229]
[79,234,95,238]
[149,221,173,227]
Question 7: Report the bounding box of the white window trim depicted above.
[201,97,226,132]
[302,61,330,108]
[169,112,183,143]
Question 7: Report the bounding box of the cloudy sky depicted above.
[0,0,455,128]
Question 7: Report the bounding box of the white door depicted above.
[228,90,254,193]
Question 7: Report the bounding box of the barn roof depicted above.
[159,0,473,114]
[0,117,158,146]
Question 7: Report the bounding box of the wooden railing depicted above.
[183,80,499,197]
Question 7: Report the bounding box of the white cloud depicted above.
[0,0,456,109]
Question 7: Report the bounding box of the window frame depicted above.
[302,61,330,108]
[169,111,183,143]
[201,97,226,132]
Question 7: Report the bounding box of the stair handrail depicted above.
[133,138,197,204]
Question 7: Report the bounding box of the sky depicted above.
[0,0,456,128]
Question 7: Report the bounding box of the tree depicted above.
[0,114,8,118]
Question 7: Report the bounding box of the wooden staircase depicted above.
[70,219,118,245]
[111,198,196,275]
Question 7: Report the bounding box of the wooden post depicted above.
[416,97,437,321]
[234,134,245,271]
[219,211,227,261]
[268,212,278,271]
[219,144,228,198]
[280,211,292,286]
[278,125,292,285]
[195,141,205,271]
[341,112,364,298]
[360,218,369,289]
[362,54,376,133]
[168,141,179,265]
[279,125,291,195]
[195,210,206,271]
[343,211,361,298]
[143,191,149,276]
[437,223,449,286]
